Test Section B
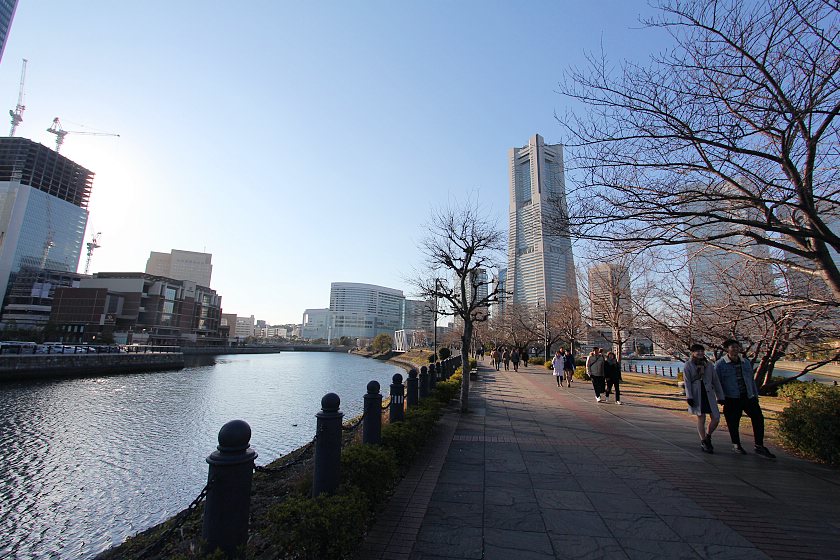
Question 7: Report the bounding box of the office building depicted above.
[588,263,632,328]
[0,138,93,310]
[489,268,507,319]
[507,134,578,309]
[49,272,223,345]
[329,282,404,340]
[146,249,213,287]
[234,315,255,339]
[301,308,330,340]
[0,0,18,63]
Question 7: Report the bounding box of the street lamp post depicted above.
[537,297,549,362]
[432,278,440,358]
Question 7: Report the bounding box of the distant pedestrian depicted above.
[502,348,511,371]
[521,347,529,368]
[479,345,485,361]
[563,349,575,387]
[551,350,564,387]
[586,348,606,402]
[603,351,622,404]
[492,348,501,371]
[715,339,776,458]
[511,348,521,372]
[683,343,724,453]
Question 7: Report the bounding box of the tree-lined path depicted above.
[359,364,840,560]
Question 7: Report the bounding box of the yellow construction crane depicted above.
[47,117,120,153]
[8,58,27,136]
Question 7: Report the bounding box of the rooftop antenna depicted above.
[9,58,27,136]
[84,231,102,275]
[47,117,120,153]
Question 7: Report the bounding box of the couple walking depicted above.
[585,348,622,404]
[551,349,575,387]
[683,340,775,458]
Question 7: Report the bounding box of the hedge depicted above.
[777,382,840,466]
[265,370,462,558]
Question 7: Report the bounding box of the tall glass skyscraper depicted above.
[0,0,18,63]
[507,134,578,308]
[0,138,93,310]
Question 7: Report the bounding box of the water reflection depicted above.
[0,352,403,560]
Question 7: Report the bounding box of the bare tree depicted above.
[553,0,840,308]
[549,296,585,358]
[413,200,505,412]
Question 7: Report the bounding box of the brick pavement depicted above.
[358,363,840,560]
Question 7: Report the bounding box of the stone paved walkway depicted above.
[358,363,840,560]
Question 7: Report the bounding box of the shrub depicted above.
[778,386,840,466]
[268,487,369,560]
[777,379,832,401]
[469,358,478,370]
[341,444,398,509]
[543,360,552,370]
[438,347,452,360]
[573,365,590,381]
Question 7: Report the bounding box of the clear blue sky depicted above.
[0,1,668,324]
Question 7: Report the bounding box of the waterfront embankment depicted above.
[0,353,185,382]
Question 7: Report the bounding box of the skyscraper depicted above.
[588,263,632,328]
[507,134,577,308]
[0,138,92,309]
[146,249,213,287]
[0,0,18,63]
[329,282,404,339]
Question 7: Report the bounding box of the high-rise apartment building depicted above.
[507,134,577,308]
[146,249,213,287]
[588,263,632,328]
[0,0,18,63]
[0,138,93,309]
[403,298,434,332]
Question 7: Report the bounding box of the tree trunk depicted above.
[460,321,473,413]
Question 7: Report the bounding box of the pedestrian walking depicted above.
[683,343,724,453]
[479,345,485,361]
[586,348,606,402]
[492,348,501,371]
[521,347,529,368]
[603,351,622,404]
[551,350,564,387]
[502,348,511,371]
[563,349,575,387]
[715,339,776,458]
[511,348,521,372]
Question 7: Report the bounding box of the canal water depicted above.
[623,358,834,383]
[0,352,404,560]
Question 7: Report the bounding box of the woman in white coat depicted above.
[684,343,725,453]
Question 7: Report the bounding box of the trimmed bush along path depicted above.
[358,361,840,560]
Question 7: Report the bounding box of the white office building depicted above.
[507,134,578,308]
[301,308,331,340]
[329,282,404,340]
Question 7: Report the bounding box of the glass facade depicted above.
[507,134,578,309]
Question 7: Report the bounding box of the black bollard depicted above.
[363,380,382,445]
[389,373,405,423]
[202,419,258,558]
[313,393,344,497]
[406,369,419,408]
[419,366,429,400]
[429,363,437,390]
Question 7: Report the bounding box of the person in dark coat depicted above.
[603,351,622,404]
[563,350,575,387]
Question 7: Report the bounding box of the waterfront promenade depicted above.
[358,363,840,560]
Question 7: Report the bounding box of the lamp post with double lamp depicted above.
[432,278,440,358]
[537,297,549,362]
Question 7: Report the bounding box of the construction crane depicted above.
[84,231,101,275]
[46,118,120,153]
[8,58,27,136]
